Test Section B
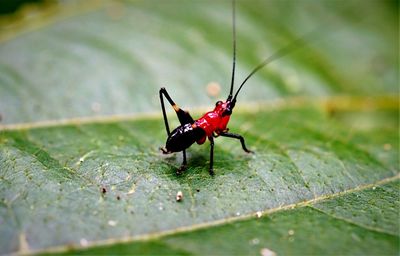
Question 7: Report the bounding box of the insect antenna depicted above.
[232,29,319,102]
[227,0,236,101]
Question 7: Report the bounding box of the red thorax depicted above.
[194,101,231,145]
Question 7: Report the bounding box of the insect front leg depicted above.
[219,132,253,153]
[208,136,215,176]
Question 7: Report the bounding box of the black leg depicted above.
[159,88,171,135]
[220,132,253,153]
[182,149,187,165]
[208,136,215,176]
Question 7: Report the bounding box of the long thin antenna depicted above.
[227,0,236,100]
[233,29,319,101]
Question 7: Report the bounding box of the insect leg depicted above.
[182,149,187,165]
[219,132,253,153]
[159,87,194,126]
[159,88,172,135]
[208,136,215,176]
[160,87,193,174]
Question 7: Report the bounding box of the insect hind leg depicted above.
[159,87,193,175]
[159,87,194,129]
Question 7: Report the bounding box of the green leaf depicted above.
[0,0,398,255]
[1,103,398,255]
[50,181,399,256]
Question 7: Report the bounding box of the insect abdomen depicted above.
[166,123,205,152]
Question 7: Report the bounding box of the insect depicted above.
[160,0,311,175]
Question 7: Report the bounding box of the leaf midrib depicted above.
[24,174,399,255]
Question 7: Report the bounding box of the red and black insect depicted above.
[160,0,310,175]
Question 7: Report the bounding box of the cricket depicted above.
[159,0,309,175]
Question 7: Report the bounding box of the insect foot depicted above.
[209,168,215,176]
[159,147,170,154]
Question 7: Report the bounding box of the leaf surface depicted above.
[0,0,398,255]
[54,181,399,255]
[1,103,398,254]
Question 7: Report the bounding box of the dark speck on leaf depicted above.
[101,187,107,194]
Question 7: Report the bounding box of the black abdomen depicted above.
[165,123,205,152]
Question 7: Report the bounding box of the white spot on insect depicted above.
[288,229,295,236]
[80,238,89,247]
[260,247,276,256]
[206,81,221,97]
[176,191,183,202]
[255,211,262,218]
[383,143,392,151]
[91,102,101,113]
[108,220,117,226]
[183,124,193,132]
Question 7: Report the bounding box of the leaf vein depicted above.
[308,206,398,236]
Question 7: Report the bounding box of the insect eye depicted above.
[215,101,223,106]
[223,109,232,116]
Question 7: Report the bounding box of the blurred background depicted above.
[0,0,397,124]
[0,0,43,15]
